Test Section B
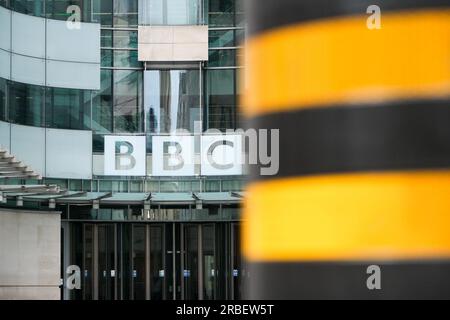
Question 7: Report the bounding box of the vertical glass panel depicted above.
[12,0,45,16]
[101,50,113,67]
[92,70,113,133]
[235,0,245,27]
[208,0,233,27]
[114,70,143,133]
[83,224,94,300]
[132,225,146,300]
[45,87,91,130]
[232,223,241,299]
[202,224,215,300]
[206,69,235,131]
[0,1,9,8]
[184,225,199,300]
[98,225,115,300]
[92,0,113,26]
[150,225,164,300]
[101,30,113,47]
[139,0,204,25]
[144,70,200,134]
[113,0,138,27]
[0,78,6,121]
[113,30,138,48]
[9,82,44,127]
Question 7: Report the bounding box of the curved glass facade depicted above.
[1,79,92,129]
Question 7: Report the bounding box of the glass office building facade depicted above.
[0,0,245,300]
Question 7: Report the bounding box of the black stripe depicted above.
[245,99,450,182]
[244,260,450,299]
[246,0,450,37]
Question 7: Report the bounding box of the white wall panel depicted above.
[45,128,92,179]
[10,124,45,176]
[11,11,45,58]
[46,59,100,90]
[46,19,100,63]
[0,120,10,152]
[0,6,11,52]
[11,54,45,86]
[0,49,10,80]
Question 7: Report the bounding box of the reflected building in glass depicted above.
[0,0,245,300]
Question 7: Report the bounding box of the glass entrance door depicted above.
[82,224,117,300]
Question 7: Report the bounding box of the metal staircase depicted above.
[0,148,41,180]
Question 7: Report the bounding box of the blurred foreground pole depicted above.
[243,0,450,299]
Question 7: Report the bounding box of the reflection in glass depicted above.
[92,70,113,133]
[208,0,234,27]
[113,31,138,48]
[11,0,44,17]
[92,0,113,26]
[9,82,44,127]
[114,70,143,133]
[144,70,200,134]
[113,50,140,68]
[209,29,234,48]
[113,0,138,27]
[45,87,91,130]
[139,0,204,25]
[208,49,235,67]
[45,0,92,22]
[0,78,6,121]
[206,69,235,131]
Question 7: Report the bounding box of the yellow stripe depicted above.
[242,9,450,117]
[243,171,450,261]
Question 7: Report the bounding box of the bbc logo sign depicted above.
[104,135,243,177]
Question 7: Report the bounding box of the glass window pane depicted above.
[45,0,92,22]
[208,0,234,27]
[113,0,138,27]
[113,50,140,68]
[92,0,113,26]
[144,70,200,134]
[208,49,235,67]
[92,70,113,133]
[206,69,235,131]
[101,30,113,47]
[0,78,6,121]
[114,70,143,133]
[9,82,44,127]
[101,49,113,67]
[12,0,45,17]
[209,29,234,48]
[139,0,204,25]
[113,31,138,48]
[45,87,91,130]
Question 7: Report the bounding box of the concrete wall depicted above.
[138,25,208,61]
[0,208,61,300]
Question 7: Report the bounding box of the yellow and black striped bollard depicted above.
[243,0,450,299]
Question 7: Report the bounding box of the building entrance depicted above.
[64,222,242,300]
